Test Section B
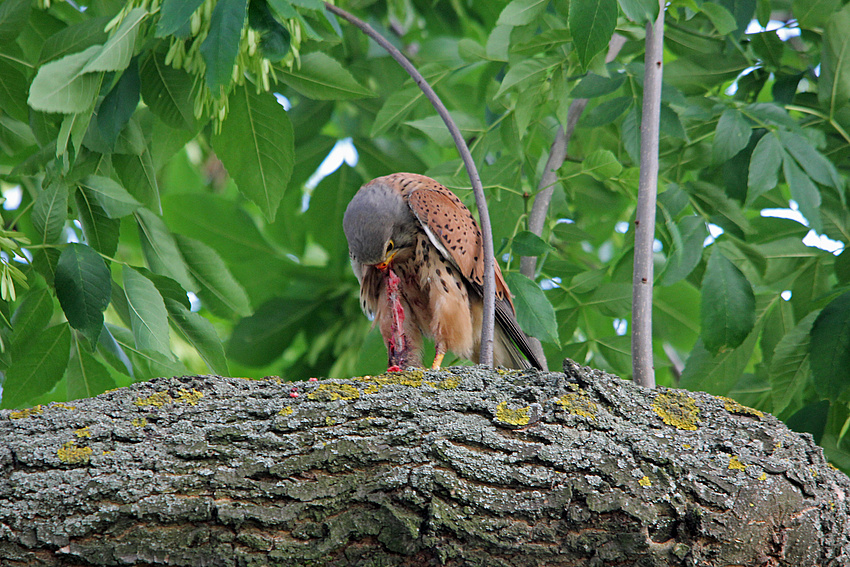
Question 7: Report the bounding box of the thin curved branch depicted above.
[632,3,666,389]
[325,3,496,366]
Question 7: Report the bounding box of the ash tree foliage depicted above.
[0,0,848,472]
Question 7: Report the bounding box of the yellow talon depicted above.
[431,352,445,370]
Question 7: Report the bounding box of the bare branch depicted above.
[325,3,496,366]
[632,3,666,389]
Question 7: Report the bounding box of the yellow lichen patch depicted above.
[75,426,91,438]
[363,384,381,395]
[132,417,148,427]
[10,406,43,419]
[308,383,360,402]
[437,376,461,389]
[134,391,173,407]
[728,455,748,470]
[683,444,692,449]
[716,395,763,419]
[176,388,203,405]
[652,391,699,430]
[758,472,767,481]
[555,391,597,419]
[354,369,428,389]
[278,406,294,416]
[50,403,76,410]
[57,441,92,464]
[325,417,336,426]
[102,450,113,455]
[639,476,652,487]
[495,401,530,426]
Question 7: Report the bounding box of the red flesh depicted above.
[385,267,407,370]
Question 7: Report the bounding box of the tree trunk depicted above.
[1,362,847,566]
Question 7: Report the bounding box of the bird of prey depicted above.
[343,173,544,371]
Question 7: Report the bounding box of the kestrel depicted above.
[343,173,544,371]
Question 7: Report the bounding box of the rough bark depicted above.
[0,363,848,566]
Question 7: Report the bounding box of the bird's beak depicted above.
[375,250,397,272]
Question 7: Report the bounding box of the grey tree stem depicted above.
[632,3,666,389]
[325,3,496,366]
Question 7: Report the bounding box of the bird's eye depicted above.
[386,240,394,253]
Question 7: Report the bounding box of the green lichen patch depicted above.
[652,391,700,430]
[134,391,173,407]
[555,391,597,419]
[176,388,203,405]
[716,395,764,419]
[307,383,360,402]
[495,401,530,426]
[75,426,91,438]
[57,441,92,464]
[728,455,748,470]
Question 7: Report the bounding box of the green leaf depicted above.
[618,0,659,23]
[405,113,481,146]
[793,0,841,31]
[569,0,617,69]
[139,52,198,131]
[135,208,197,292]
[820,3,850,114]
[712,108,751,164]
[134,268,190,310]
[66,338,116,400]
[27,45,101,113]
[0,59,30,122]
[747,133,782,205]
[699,2,737,34]
[371,86,422,137]
[777,130,843,190]
[75,188,120,257]
[79,175,142,219]
[782,151,822,233]
[98,60,141,150]
[486,24,511,62]
[248,0,291,62]
[571,73,625,98]
[123,266,172,358]
[700,248,756,354]
[112,152,161,213]
[680,333,758,395]
[1,323,71,409]
[496,0,548,26]
[200,0,248,90]
[770,311,817,415]
[38,16,111,64]
[512,231,553,257]
[211,84,294,221]
[582,149,623,180]
[495,57,560,98]
[165,298,229,375]
[228,297,320,366]
[55,244,111,348]
[503,272,559,343]
[581,97,632,127]
[174,234,251,318]
[811,291,850,400]
[661,216,708,286]
[32,180,68,244]
[0,0,30,44]
[157,0,204,37]
[278,52,374,100]
[9,288,54,360]
[82,9,146,73]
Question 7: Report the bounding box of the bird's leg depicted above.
[431,345,446,370]
[385,267,407,372]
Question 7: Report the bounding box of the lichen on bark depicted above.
[0,361,847,566]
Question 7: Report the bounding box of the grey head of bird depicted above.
[343,179,418,269]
